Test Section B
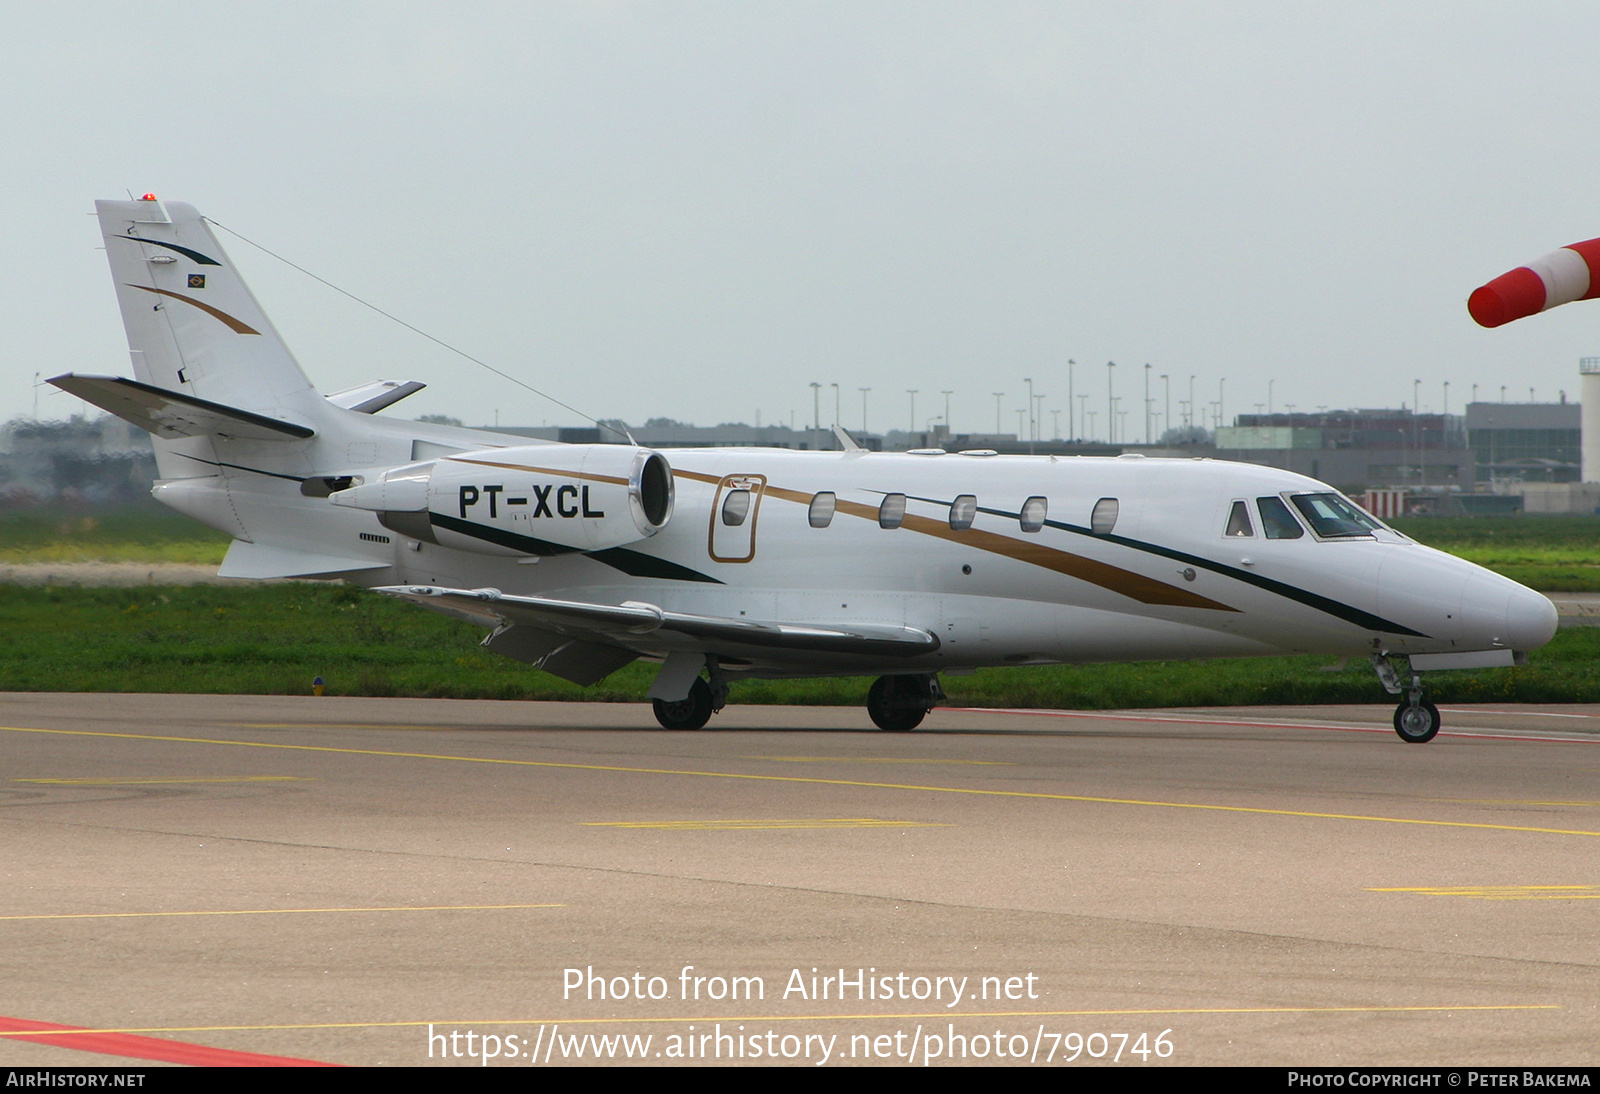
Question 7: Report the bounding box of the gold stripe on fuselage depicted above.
[677,468,1235,612]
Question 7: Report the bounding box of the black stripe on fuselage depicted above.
[429,513,578,557]
[429,513,723,583]
[902,494,1427,638]
[585,547,724,584]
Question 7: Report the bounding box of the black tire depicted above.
[1393,699,1441,744]
[652,677,713,730]
[867,675,928,732]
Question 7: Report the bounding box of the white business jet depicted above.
[52,197,1558,741]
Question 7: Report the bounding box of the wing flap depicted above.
[377,585,940,657]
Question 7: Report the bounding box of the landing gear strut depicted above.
[1371,654,1440,744]
[867,673,944,732]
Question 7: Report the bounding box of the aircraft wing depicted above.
[374,585,940,658]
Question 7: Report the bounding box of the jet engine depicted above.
[330,444,674,555]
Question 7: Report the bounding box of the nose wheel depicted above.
[1393,698,1441,743]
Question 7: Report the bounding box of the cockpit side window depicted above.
[1256,496,1304,540]
[1290,492,1382,538]
[1225,500,1254,538]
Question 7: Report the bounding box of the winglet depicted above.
[833,425,865,452]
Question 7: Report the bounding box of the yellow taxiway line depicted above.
[6,724,1600,839]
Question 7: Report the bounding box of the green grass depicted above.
[0,504,229,564]
[0,583,1594,707]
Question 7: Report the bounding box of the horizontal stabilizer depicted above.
[49,374,314,441]
[219,541,388,579]
[377,585,940,657]
[325,380,426,414]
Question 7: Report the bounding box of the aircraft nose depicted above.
[1504,583,1559,651]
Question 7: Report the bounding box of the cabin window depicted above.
[949,494,977,530]
[1256,496,1304,539]
[1090,497,1118,535]
[879,493,907,529]
[1020,496,1049,533]
[1225,500,1254,537]
[721,489,751,527]
[808,491,836,528]
[1290,493,1381,538]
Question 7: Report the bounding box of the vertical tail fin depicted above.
[97,197,325,420]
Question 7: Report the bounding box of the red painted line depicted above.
[0,1015,338,1067]
[939,707,1600,745]
[1438,707,1600,720]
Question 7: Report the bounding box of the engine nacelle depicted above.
[330,444,674,555]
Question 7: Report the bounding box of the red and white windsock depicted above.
[1468,238,1600,327]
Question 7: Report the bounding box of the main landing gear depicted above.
[651,659,731,730]
[866,673,945,732]
[1371,654,1440,744]
[652,677,714,730]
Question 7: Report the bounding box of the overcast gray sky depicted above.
[6,1,1600,440]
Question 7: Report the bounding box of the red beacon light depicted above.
[140,193,158,201]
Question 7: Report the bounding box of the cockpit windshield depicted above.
[1290,492,1384,538]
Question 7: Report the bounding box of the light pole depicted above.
[831,383,840,429]
[1161,374,1170,442]
[1052,409,1061,439]
[1067,359,1076,440]
[1025,376,1036,454]
[907,389,918,435]
[1144,363,1152,444]
[859,387,870,433]
[1106,362,1116,445]
[941,390,953,435]
[810,382,821,431]
[1034,394,1046,446]
[1077,395,1088,441]
[993,392,1004,434]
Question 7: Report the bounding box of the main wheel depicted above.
[867,675,928,732]
[653,677,713,730]
[1393,699,1441,743]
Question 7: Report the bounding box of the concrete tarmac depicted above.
[1,693,1596,1068]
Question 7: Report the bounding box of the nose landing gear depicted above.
[1372,654,1440,743]
[866,673,945,732]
